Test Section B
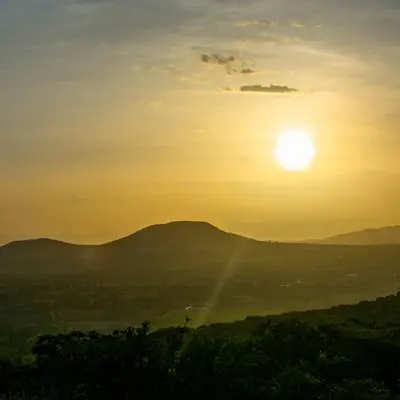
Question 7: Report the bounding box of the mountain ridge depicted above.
[0,220,260,249]
[2,238,73,248]
[2,221,400,250]
[311,225,400,245]
[105,220,232,243]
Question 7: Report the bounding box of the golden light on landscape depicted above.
[274,129,316,171]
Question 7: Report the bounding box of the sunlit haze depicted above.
[1,0,399,244]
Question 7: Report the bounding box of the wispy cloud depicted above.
[290,21,306,28]
[234,19,277,28]
[139,99,163,107]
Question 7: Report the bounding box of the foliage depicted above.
[1,316,399,399]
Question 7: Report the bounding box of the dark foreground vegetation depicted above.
[3,293,400,399]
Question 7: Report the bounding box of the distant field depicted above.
[1,242,400,358]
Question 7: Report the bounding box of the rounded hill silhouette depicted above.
[104,221,245,252]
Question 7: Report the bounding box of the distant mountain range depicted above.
[309,225,400,245]
[0,221,258,273]
[0,221,399,274]
[2,221,400,252]
[0,221,251,257]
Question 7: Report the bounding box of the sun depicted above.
[274,129,316,171]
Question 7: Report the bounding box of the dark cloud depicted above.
[240,84,299,93]
[200,53,262,76]
[239,68,257,75]
[200,53,237,74]
[201,53,235,65]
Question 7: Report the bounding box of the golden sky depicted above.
[0,0,399,243]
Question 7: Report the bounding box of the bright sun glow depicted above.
[274,130,316,171]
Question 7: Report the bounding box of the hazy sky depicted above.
[1,0,399,244]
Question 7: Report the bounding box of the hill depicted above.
[0,221,251,258]
[313,225,400,245]
[0,221,258,274]
[202,290,400,338]
[0,238,94,274]
[103,220,249,251]
[1,238,76,255]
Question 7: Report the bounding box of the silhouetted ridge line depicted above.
[0,221,257,252]
[2,238,73,249]
[2,222,400,250]
[314,225,400,245]
[103,220,252,250]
